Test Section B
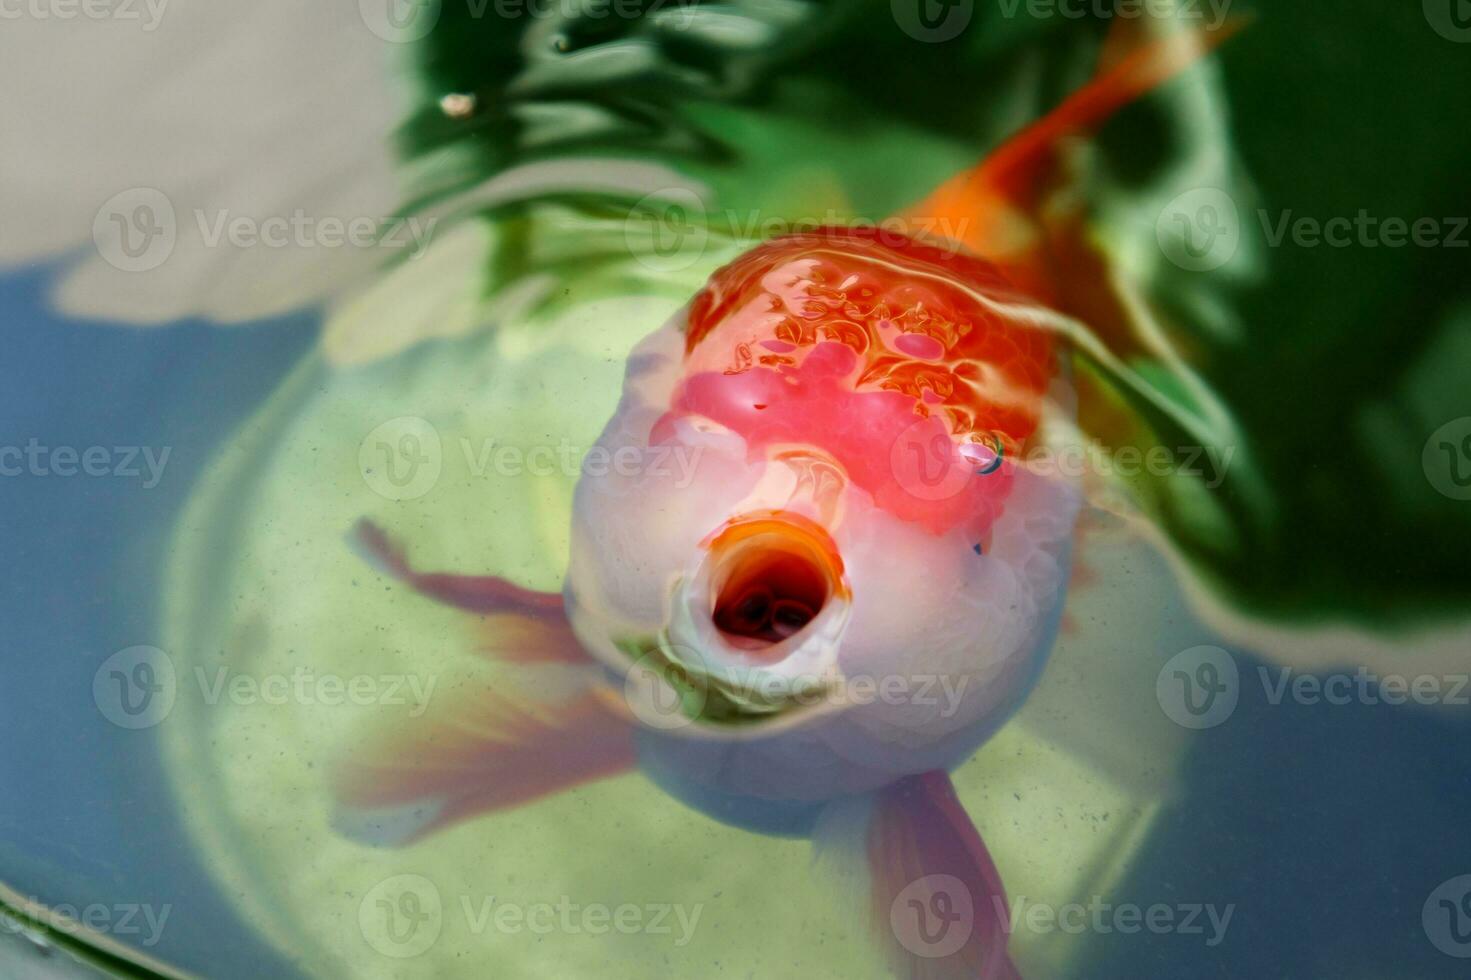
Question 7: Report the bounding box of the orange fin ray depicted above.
[352,518,590,665]
[331,689,636,846]
[352,517,566,619]
[902,21,1244,271]
[816,771,1020,979]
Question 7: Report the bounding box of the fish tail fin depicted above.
[902,19,1245,271]
[814,771,1020,979]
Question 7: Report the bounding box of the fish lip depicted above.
[696,511,850,659]
[614,511,856,736]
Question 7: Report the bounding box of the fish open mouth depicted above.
[617,511,852,733]
[705,514,846,656]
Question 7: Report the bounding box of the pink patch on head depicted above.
[668,227,1057,537]
[892,332,945,360]
[667,346,1013,537]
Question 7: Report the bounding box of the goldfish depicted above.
[333,23,1238,979]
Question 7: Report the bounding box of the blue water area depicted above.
[1094,670,1471,979]
[0,265,311,978]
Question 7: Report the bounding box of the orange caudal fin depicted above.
[902,20,1246,275]
[332,685,637,846]
[815,771,1020,979]
[351,518,588,664]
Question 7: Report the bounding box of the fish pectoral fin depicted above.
[330,686,637,847]
[351,517,591,665]
[815,771,1021,980]
[352,516,565,618]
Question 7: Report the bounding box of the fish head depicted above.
[564,231,1081,798]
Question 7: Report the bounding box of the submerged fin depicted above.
[352,517,566,620]
[352,517,589,665]
[907,20,1270,593]
[903,21,1243,278]
[816,771,1019,979]
[331,687,636,846]
[334,518,630,846]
